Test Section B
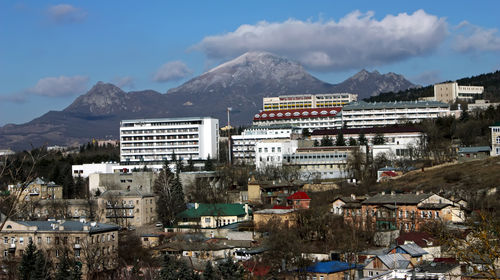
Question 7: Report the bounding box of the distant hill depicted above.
[0,52,416,150]
[365,70,500,102]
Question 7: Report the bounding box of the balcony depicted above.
[106,204,134,209]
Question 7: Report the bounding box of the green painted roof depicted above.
[491,121,500,127]
[177,204,249,219]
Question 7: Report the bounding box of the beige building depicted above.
[35,199,96,220]
[89,171,158,195]
[97,189,157,228]
[263,93,357,111]
[8,177,63,202]
[253,209,296,230]
[0,220,120,279]
[491,122,500,156]
[434,82,483,103]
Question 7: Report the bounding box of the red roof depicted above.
[253,107,341,121]
[272,205,292,210]
[243,261,271,276]
[381,171,398,177]
[287,191,311,200]
[396,232,435,247]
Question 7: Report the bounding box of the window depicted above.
[37,237,42,244]
[46,237,51,244]
[75,249,80,258]
[19,237,24,244]
[205,218,211,223]
[3,250,7,257]
[56,249,59,257]
[436,211,440,219]
[3,237,7,244]
[497,136,500,144]
[75,237,80,244]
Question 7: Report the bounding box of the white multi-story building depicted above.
[120,117,219,167]
[232,125,301,164]
[254,139,299,170]
[311,126,425,159]
[491,122,500,156]
[263,93,357,111]
[341,101,450,128]
[72,162,120,178]
[434,82,483,103]
[253,107,343,130]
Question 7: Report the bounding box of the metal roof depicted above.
[362,193,432,205]
[15,220,120,233]
[457,146,491,153]
[393,243,429,257]
[377,253,411,269]
[177,203,249,219]
[306,261,362,274]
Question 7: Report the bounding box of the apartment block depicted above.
[120,117,219,167]
[491,122,500,156]
[341,101,450,128]
[434,82,483,103]
[263,93,357,111]
[8,177,63,201]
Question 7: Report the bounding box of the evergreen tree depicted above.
[313,140,319,147]
[348,137,357,146]
[335,132,346,146]
[203,261,217,280]
[74,175,85,199]
[32,250,52,280]
[154,162,187,226]
[372,133,385,145]
[301,128,311,139]
[358,133,368,146]
[157,254,199,280]
[320,136,333,146]
[55,250,81,280]
[18,240,37,280]
[216,258,245,280]
[204,155,214,171]
[187,156,195,172]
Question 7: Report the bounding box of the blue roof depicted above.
[306,261,362,274]
[457,146,490,153]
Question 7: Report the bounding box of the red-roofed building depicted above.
[287,191,311,209]
[272,205,292,210]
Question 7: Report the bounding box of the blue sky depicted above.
[1,0,499,125]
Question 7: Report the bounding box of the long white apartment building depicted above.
[311,126,425,159]
[263,93,357,111]
[120,117,219,167]
[434,82,483,103]
[341,101,450,128]
[232,125,301,164]
[254,139,299,170]
[253,107,343,130]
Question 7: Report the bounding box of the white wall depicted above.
[71,162,119,178]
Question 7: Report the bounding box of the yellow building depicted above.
[8,177,63,201]
[434,82,483,103]
[253,209,296,230]
[97,189,157,228]
[0,220,120,279]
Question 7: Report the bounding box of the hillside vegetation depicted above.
[365,70,500,102]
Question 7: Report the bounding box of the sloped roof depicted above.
[377,253,411,269]
[418,203,452,210]
[362,193,432,205]
[396,232,436,248]
[458,146,491,153]
[177,204,248,219]
[272,205,292,210]
[414,262,460,273]
[287,191,310,200]
[381,171,398,177]
[306,261,361,274]
[393,243,428,257]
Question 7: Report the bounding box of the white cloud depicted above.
[454,22,500,52]
[47,4,87,24]
[411,70,442,86]
[194,10,447,71]
[153,61,192,82]
[28,75,89,97]
[113,76,135,89]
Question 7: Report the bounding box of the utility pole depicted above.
[227,107,232,165]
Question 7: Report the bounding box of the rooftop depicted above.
[254,107,341,121]
[457,146,491,153]
[177,203,249,219]
[287,191,311,200]
[14,220,119,233]
[305,261,362,274]
[311,126,423,136]
[362,193,432,205]
[376,253,411,269]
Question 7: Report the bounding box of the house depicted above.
[396,232,441,261]
[331,194,365,215]
[8,177,63,201]
[387,243,428,265]
[366,261,461,280]
[177,203,251,229]
[247,179,303,205]
[363,253,413,278]
[0,220,120,279]
[457,146,491,162]
[289,260,362,280]
[287,191,311,209]
[253,209,296,230]
[97,189,157,228]
[141,233,162,248]
[343,193,466,232]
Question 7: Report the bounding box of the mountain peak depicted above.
[64,82,127,114]
[340,69,415,98]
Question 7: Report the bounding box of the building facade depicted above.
[491,122,500,156]
[72,162,120,178]
[434,82,483,103]
[97,189,157,228]
[8,177,63,202]
[341,101,451,128]
[232,125,301,164]
[263,93,357,111]
[120,117,219,167]
[253,107,343,130]
[255,139,299,169]
[0,220,120,279]
[89,171,158,194]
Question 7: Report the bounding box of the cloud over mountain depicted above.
[194,10,447,71]
[153,61,192,82]
[29,75,89,97]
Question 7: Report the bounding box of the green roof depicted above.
[177,204,249,219]
[491,121,500,127]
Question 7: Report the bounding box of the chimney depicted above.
[391,191,395,196]
[244,203,249,215]
[195,203,199,209]
[351,194,356,200]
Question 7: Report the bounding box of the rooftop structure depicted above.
[253,107,343,130]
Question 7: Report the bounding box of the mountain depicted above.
[331,69,416,99]
[0,52,415,150]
